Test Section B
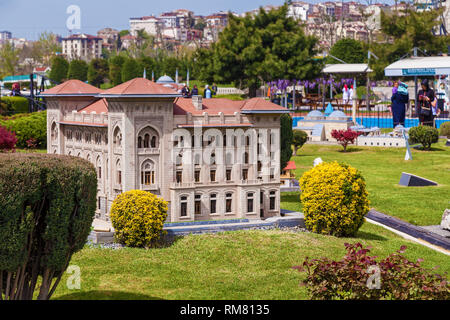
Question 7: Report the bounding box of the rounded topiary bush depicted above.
[300,161,370,237]
[440,121,450,139]
[408,125,439,150]
[110,190,168,248]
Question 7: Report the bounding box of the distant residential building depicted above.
[120,34,138,50]
[287,2,310,21]
[97,28,119,44]
[0,30,12,42]
[62,33,103,62]
[130,16,161,37]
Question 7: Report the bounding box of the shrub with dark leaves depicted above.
[0,125,17,152]
[331,129,361,152]
[293,243,450,300]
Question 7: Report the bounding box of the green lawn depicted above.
[286,140,450,226]
[51,222,449,300]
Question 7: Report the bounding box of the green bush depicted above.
[0,97,29,114]
[440,121,450,138]
[0,153,97,300]
[0,111,47,149]
[300,161,370,237]
[110,190,168,248]
[293,130,308,155]
[409,126,439,150]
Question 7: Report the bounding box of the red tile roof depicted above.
[283,161,296,171]
[173,97,287,115]
[101,78,179,96]
[78,98,108,113]
[40,80,103,96]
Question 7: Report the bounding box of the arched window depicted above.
[51,122,57,141]
[137,126,159,149]
[116,159,122,185]
[113,127,122,147]
[96,157,102,180]
[141,160,155,186]
[244,152,249,164]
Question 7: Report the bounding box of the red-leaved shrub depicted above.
[0,125,17,152]
[293,243,450,300]
[331,129,360,152]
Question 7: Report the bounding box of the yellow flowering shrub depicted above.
[300,161,370,237]
[110,190,168,248]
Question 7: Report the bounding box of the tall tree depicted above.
[121,58,142,82]
[109,55,126,86]
[87,58,109,87]
[67,59,88,81]
[280,114,293,171]
[34,32,62,66]
[49,56,69,83]
[196,5,321,97]
[0,42,21,77]
[328,39,365,64]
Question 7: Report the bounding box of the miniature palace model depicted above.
[41,78,289,222]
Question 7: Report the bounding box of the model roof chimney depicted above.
[192,95,203,110]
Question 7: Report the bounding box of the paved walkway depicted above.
[366,209,450,253]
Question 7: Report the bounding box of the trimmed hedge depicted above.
[300,161,370,237]
[0,111,47,149]
[0,153,97,300]
[0,97,29,115]
[111,190,168,248]
[409,126,439,150]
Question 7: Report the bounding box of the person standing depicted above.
[391,81,409,127]
[191,85,199,96]
[181,84,190,98]
[204,85,212,99]
[417,79,435,126]
[342,84,349,104]
[348,85,354,105]
[211,83,218,96]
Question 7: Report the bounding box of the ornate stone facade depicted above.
[42,78,288,222]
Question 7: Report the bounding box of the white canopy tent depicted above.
[323,63,373,74]
[322,63,373,124]
[384,56,450,77]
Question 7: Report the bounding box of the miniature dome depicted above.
[156,75,175,84]
[306,110,324,118]
[328,110,348,119]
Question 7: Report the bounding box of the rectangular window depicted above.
[98,167,102,180]
[210,194,217,214]
[98,197,101,210]
[226,169,232,181]
[195,195,201,215]
[270,191,276,210]
[225,193,232,213]
[270,168,275,180]
[176,171,182,183]
[144,171,152,185]
[195,170,200,182]
[210,170,216,182]
[242,169,248,181]
[180,196,187,217]
[118,171,122,185]
[247,198,253,213]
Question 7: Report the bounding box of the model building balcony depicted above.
[137,148,160,155]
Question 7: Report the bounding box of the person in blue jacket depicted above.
[391,81,409,127]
